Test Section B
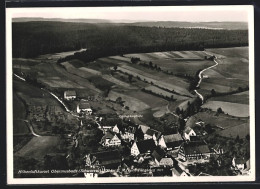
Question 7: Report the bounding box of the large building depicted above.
[178,141,212,162]
[131,139,156,156]
[76,99,92,114]
[158,133,183,150]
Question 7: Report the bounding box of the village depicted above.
[47,89,250,178]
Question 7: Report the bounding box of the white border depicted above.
[6,5,255,184]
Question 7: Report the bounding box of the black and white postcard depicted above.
[6,5,255,184]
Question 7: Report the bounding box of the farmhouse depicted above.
[64,90,76,100]
[178,141,212,162]
[76,99,92,114]
[158,133,183,150]
[183,126,196,141]
[131,139,156,156]
[85,150,122,170]
[101,130,121,147]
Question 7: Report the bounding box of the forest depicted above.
[12,21,248,58]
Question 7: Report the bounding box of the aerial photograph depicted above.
[9,6,253,181]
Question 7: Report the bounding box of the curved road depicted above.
[194,52,219,103]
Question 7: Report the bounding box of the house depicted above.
[120,126,136,141]
[76,99,92,114]
[171,166,190,177]
[178,141,212,162]
[158,133,183,150]
[85,150,122,170]
[152,147,166,166]
[64,90,76,100]
[112,124,120,134]
[144,128,161,142]
[101,130,121,147]
[232,157,249,171]
[131,139,156,156]
[152,147,174,167]
[183,126,196,141]
[139,125,150,134]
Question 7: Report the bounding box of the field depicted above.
[217,122,249,138]
[210,91,249,104]
[15,136,63,160]
[106,90,150,112]
[198,47,249,96]
[201,101,249,117]
[186,111,249,130]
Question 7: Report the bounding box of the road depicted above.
[194,51,219,103]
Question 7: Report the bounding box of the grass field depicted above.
[198,47,249,96]
[127,89,168,109]
[107,90,150,112]
[186,111,248,129]
[217,122,249,139]
[210,92,249,105]
[15,136,63,159]
[202,101,249,117]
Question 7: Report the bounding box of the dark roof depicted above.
[235,157,248,164]
[79,99,91,109]
[152,147,166,162]
[145,128,160,137]
[65,90,76,96]
[102,130,115,140]
[136,139,156,154]
[90,150,121,166]
[163,134,183,148]
[182,141,211,155]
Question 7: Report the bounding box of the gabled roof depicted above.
[182,141,211,155]
[139,125,150,134]
[135,139,156,154]
[184,127,194,135]
[163,133,183,144]
[152,147,166,162]
[172,165,184,176]
[78,99,91,109]
[65,90,76,96]
[145,128,161,137]
[90,150,121,168]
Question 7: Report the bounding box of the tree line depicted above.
[12,21,248,58]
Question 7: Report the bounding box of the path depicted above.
[194,51,219,103]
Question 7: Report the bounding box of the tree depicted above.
[211,89,216,96]
[149,61,153,68]
[176,107,181,115]
[128,75,133,83]
[217,107,224,114]
[113,65,118,71]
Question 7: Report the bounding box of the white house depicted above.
[183,127,196,141]
[158,133,183,150]
[101,130,121,147]
[77,99,92,114]
[112,124,120,134]
[64,90,76,100]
